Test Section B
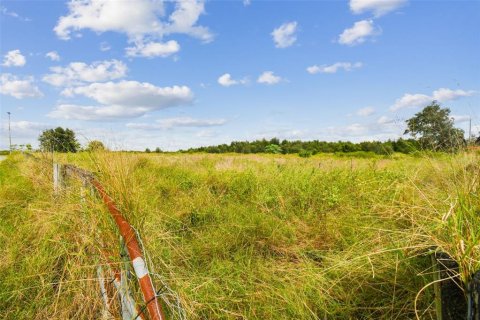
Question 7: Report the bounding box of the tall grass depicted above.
[1,151,478,319]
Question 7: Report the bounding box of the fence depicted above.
[431,252,480,320]
[53,162,166,320]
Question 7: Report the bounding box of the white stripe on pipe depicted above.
[132,257,148,279]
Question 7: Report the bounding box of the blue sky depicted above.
[1,0,479,150]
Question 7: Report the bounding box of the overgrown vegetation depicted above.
[1,150,478,319]
[182,137,419,155]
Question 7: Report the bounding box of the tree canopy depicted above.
[404,102,464,152]
[38,127,80,153]
[86,140,107,152]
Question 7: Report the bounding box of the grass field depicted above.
[1,151,479,319]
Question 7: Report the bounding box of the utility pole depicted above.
[7,112,12,154]
[469,117,472,145]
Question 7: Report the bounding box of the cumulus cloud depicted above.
[0,74,43,99]
[127,117,226,130]
[2,49,26,67]
[390,93,431,111]
[271,21,298,48]
[350,0,407,17]
[54,0,213,53]
[54,0,163,40]
[45,51,60,61]
[43,59,127,87]
[390,88,475,111]
[257,71,282,85]
[432,88,474,102]
[125,40,180,58]
[307,62,362,74]
[356,106,375,117]
[49,80,193,120]
[338,20,380,46]
[164,0,213,42]
[218,73,247,87]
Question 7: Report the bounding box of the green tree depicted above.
[145,148,151,153]
[38,127,80,153]
[86,140,107,152]
[404,102,464,152]
[155,147,162,153]
[265,144,282,154]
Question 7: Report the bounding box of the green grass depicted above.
[1,152,479,319]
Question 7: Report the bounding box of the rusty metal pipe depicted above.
[91,179,165,320]
[63,164,165,320]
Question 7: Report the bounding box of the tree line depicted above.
[181,138,420,156]
[30,102,474,155]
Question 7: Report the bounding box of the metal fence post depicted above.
[53,163,64,195]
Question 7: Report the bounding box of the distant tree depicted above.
[145,148,151,153]
[155,147,162,153]
[265,144,282,154]
[86,140,107,152]
[38,127,80,153]
[404,102,464,152]
[393,138,418,154]
[25,144,32,151]
[298,149,313,158]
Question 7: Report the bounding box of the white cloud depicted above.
[126,40,180,58]
[126,117,226,130]
[1,6,31,22]
[2,49,26,67]
[390,88,475,111]
[390,93,431,111]
[243,0,251,6]
[54,0,164,40]
[338,20,380,46]
[48,104,149,120]
[432,88,474,102]
[257,71,282,85]
[339,123,369,136]
[350,0,407,17]
[62,81,193,107]
[377,115,393,124]
[45,51,60,61]
[271,21,298,48]
[452,115,471,123]
[54,0,213,45]
[49,80,193,120]
[164,0,213,43]
[307,62,363,74]
[0,74,43,99]
[217,73,247,87]
[100,42,111,51]
[8,121,48,131]
[356,106,375,117]
[43,59,127,87]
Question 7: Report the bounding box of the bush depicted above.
[298,149,313,158]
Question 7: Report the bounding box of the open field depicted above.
[1,152,479,319]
